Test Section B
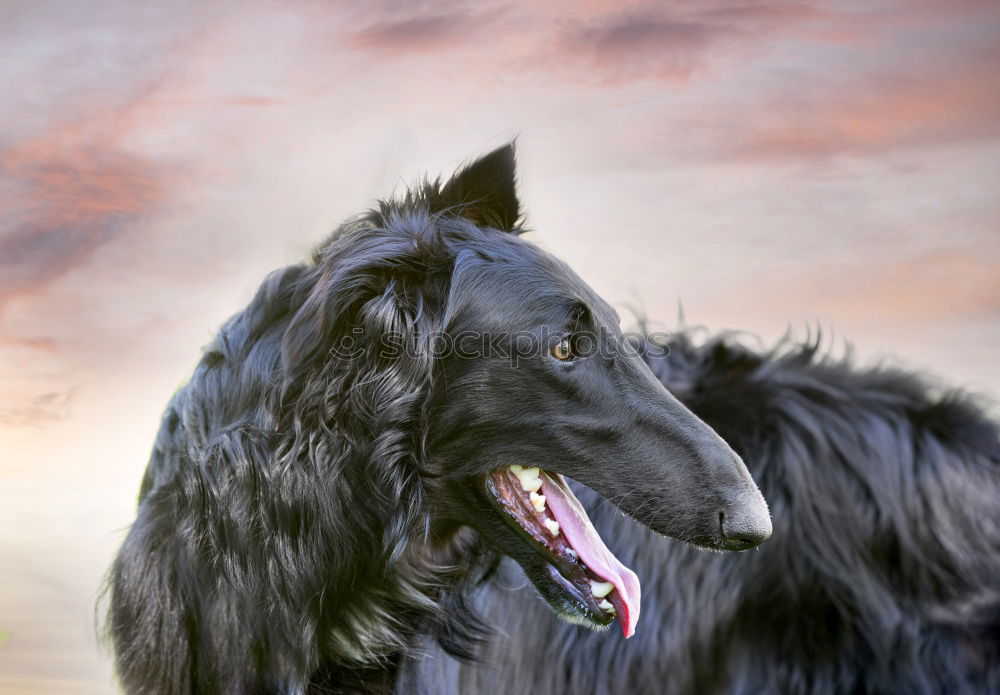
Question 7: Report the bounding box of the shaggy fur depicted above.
[105,147,770,694]
[399,329,1000,694]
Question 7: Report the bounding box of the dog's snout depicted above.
[718,498,772,551]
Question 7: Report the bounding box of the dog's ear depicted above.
[280,236,448,562]
[431,143,521,233]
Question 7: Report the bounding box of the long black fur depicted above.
[107,156,516,694]
[400,328,1000,694]
[105,147,772,694]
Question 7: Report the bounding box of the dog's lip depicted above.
[484,467,640,637]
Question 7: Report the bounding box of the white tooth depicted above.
[509,464,524,474]
[590,580,614,598]
[515,467,542,492]
[529,492,546,512]
[544,518,561,536]
[522,477,542,492]
[598,599,615,615]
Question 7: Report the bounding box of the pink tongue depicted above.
[540,473,641,638]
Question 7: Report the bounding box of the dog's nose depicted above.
[719,501,772,551]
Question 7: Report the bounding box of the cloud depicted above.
[221,96,286,107]
[728,42,1000,160]
[546,0,1000,162]
[826,251,1000,320]
[349,9,502,53]
[548,0,1000,87]
[0,104,179,306]
[718,249,1000,326]
[0,390,73,427]
[0,224,118,299]
[552,1,831,84]
[1,335,60,351]
[337,0,1000,163]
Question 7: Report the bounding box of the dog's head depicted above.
[284,144,770,638]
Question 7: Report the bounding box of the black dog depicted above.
[105,146,771,694]
[400,329,1000,694]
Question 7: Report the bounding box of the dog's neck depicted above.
[315,522,493,687]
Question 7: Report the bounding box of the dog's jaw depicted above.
[486,466,641,638]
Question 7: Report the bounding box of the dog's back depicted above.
[400,329,1000,694]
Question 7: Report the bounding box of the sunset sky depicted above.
[1,1,998,691]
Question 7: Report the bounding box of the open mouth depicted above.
[486,465,641,638]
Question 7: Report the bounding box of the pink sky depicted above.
[1,1,998,691]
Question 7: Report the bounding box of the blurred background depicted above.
[1,1,998,692]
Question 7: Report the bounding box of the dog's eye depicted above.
[551,337,574,361]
